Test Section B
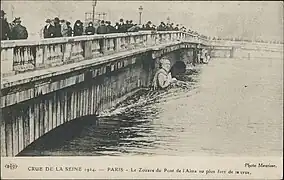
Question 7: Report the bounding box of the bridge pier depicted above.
[230,47,235,58]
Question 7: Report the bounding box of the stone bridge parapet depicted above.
[1,31,202,77]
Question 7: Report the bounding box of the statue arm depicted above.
[158,73,170,88]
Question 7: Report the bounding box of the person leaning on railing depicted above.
[73,20,84,36]
[43,19,55,38]
[85,22,96,35]
[9,17,28,40]
[96,20,108,54]
[60,19,69,37]
[53,17,62,37]
[106,21,117,33]
[66,21,73,37]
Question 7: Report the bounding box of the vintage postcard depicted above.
[0,1,283,179]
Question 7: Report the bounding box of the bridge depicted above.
[1,31,283,156]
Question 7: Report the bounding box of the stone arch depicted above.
[170,61,186,77]
[156,52,187,78]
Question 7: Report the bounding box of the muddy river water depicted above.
[19,56,283,157]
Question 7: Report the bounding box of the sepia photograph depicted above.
[0,0,283,179]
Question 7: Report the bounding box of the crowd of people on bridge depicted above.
[41,16,206,39]
[1,8,209,40]
[1,9,283,44]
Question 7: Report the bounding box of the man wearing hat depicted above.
[53,17,62,37]
[73,20,83,36]
[0,10,11,40]
[118,18,127,33]
[106,21,116,33]
[174,24,179,31]
[157,22,166,31]
[66,21,73,37]
[97,20,108,34]
[43,19,55,38]
[145,21,154,31]
[85,22,96,35]
[10,17,28,40]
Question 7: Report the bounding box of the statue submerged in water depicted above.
[152,58,177,90]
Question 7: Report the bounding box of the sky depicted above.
[1,1,283,41]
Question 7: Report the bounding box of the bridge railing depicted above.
[1,31,200,77]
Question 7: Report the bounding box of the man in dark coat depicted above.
[0,10,11,40]
[144,21,154,30]
[96,20,108,34]
[43,19,55,38]
[127,24,140,32]
[73,20,83,36]
[157,22,166,31]
[96,20,108,54]
[106,21,116,33]
[169,23,174,31]
[53,17,62,37]
[174,24,179,31]
[118,18,127,33]
[85,22,96,35]
[10,18,28,40]
[125,20,131,31]
[114,22,120,32]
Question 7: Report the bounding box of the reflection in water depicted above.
[19,57,283,156]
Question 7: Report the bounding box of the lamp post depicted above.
[138,6,143,25]
[11,5,15,19]
[167,17,170,24]
[102,12,106,20]
[92,0,97,23]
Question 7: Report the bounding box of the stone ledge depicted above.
[0,31,183,48]
[0,40,209,89]
[2,43,186,89]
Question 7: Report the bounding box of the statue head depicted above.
[160,57,171,71]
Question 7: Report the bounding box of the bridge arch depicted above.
[155,49,193,77]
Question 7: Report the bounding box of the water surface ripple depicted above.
[19,57,283,157]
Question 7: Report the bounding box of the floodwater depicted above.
[19,55,283,157]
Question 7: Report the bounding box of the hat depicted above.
[14,17,21,23]
[54,17,60,22]
[45,19,51,23]
[119,18,123,22]
[160,57,171,65]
